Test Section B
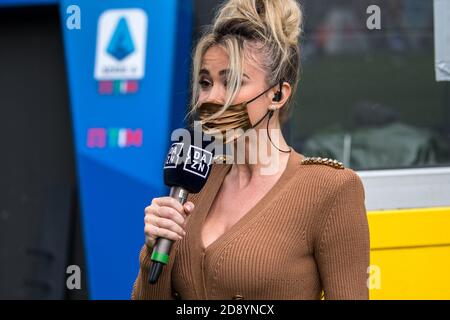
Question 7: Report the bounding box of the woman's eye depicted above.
[199,80,211,89]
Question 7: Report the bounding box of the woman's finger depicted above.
[147,215,186,237]
[183,201,195,215]
[152,197,184,213]
[157,206,186,225]
[144,224,182,243]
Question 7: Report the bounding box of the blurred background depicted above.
[0,0,449,300]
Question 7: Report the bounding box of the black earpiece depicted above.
[272,81,283,102]
[273,91,282,102]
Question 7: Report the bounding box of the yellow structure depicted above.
[368,207,450,299]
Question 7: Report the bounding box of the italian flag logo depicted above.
[98,80,138,95]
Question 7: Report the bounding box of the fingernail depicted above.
[186,203,193,211]
[182,230,186,236]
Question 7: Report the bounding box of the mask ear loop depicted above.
[245,85,275,105]
[246,84,279,129]
[250,109,271,128]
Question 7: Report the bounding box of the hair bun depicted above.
[213,0,303,47]
[190,0,303,125]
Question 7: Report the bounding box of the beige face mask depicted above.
[197,85,275,138]
[196,82,291,153]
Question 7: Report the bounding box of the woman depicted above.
[132,0,370,300]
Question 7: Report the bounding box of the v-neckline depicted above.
[197,150,304,253]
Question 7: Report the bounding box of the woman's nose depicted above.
[206,84,226,104]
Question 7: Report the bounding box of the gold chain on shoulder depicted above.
[301,157,345,169]
[213,154,231,164]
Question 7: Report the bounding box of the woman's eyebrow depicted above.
[199,68,210,76]
[218,69,251,79]
[200,68,250,80]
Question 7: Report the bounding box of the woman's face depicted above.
[198,45,273,128]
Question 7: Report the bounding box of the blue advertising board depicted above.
[59,0,192,299]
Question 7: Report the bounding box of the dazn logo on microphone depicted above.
[184,146,212,178]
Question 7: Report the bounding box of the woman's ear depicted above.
[271,82,292,110]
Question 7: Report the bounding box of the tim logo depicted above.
[87,128,143,148]
[183,146,212,178]
[164,143,184,169]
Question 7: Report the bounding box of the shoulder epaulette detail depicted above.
[301,157,345,169]
[213,155,225,164]
[213,154,231,164]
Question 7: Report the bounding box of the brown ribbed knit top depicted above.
[131,150,370,300]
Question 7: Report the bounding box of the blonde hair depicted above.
[190,0,303,124]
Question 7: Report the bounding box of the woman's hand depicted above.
[144,197,195,249]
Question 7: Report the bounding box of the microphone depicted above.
[148,129,217,284]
